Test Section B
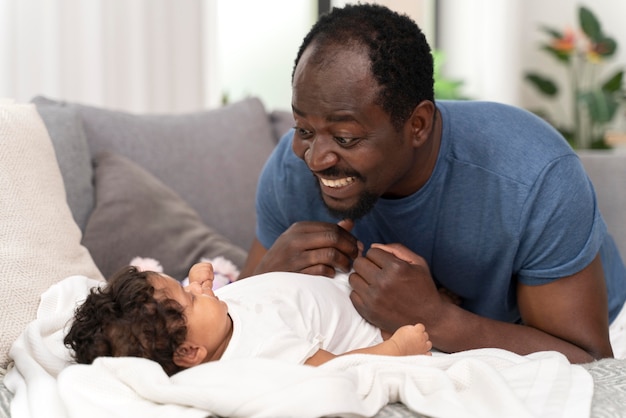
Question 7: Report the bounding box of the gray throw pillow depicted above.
[31,96,95,232]
[82,152,247,281]
[76,97,276,250]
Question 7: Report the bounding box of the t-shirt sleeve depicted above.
[516,154,606,284]
[255,133,295,249]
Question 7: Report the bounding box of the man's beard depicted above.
[319,188,379,220]
[311,167,378,220]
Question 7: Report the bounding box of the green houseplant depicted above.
[525,6,624,149]
[433,50,469,100]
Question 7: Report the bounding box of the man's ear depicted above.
[173,342,207,368]
[408,100,437,147]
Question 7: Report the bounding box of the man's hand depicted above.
[350,244,613,363]
[240,219,361,278]
[349,243,445,334]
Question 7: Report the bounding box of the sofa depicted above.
[32,95,296,278]
[1,97,626,417]
[0,96,294,416]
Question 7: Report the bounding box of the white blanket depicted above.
[5,275,594,418]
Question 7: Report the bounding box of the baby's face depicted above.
[149,271,232,361]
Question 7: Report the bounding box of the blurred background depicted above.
[1,0,624,134]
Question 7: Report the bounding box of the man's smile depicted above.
[318,176,356,188]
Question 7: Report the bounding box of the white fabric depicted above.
[217,272,382,364]
[5,275,103,417]
[6,275,594,418]
[610,300,626,359]
[0,103,103,371]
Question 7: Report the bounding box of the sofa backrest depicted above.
[34,96,292,252]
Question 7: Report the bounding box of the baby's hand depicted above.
[187,262,215,293]
[389,324,432,356]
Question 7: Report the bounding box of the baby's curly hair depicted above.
[64,266,188,376]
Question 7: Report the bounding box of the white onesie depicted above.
[215,272,383,364]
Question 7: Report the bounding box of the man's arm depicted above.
[350,244,613,363]
[304,323,432,366]
[429,255,612,363]
[516,254,612,360]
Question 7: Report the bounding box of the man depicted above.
[241,4,626,363]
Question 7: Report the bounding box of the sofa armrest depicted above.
[578,150,626,259]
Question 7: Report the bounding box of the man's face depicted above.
[291,44,419,219]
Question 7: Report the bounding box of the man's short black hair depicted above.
[292,3,434,130]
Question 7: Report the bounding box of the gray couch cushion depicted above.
[31,96,95,232]
[578,150,626,259]
[34,97,277,250]
[269,109,294,144]
[82,152,247,281]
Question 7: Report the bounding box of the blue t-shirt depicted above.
[255,100,626,323]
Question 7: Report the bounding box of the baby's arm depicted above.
[304,323,432,366]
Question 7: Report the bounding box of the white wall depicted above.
[2,1,622,115]
[331,0,437,46]
[214,0,316,111]
[438,0,523,105]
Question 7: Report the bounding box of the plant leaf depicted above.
[579,6,603,42]
[539,26,563,39]
[525,73,559,96]
[595,37,617,58]
[590,137,611,149]
[579,90,620,123]
[433,49,468,100]
[541,45,571,63]
[602,71,623,93]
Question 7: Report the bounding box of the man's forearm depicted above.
[430,303,596,363]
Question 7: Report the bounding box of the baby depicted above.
[64,262,432,375]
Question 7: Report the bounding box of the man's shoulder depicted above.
[439,100,564,142]
[438,100,577,186]
[438,99,529,116]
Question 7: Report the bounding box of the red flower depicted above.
[552,28,576,53]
